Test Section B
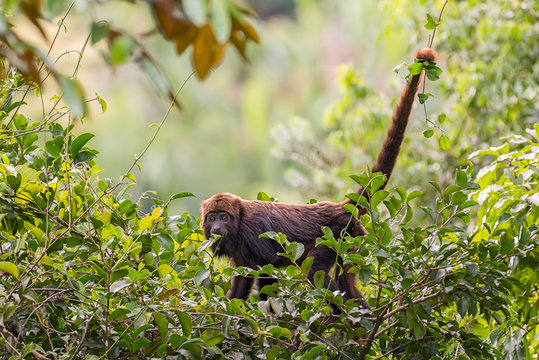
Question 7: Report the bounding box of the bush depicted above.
[1,65,537,359]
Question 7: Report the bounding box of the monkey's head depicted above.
[201,193,242,256]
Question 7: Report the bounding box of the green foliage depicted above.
[275,0,537,207]
[439,0,537,144]
[1,63,537,358]
[0,0,259,115]
[0,2,538,359]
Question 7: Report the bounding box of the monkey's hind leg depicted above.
[258,277,278,301]
[334,259,370,311]
[228,275,255,300]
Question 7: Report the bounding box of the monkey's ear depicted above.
[232,198,243,220]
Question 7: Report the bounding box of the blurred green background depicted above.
[81,0,432,214]
[19,0,536,214]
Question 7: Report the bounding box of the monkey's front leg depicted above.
[228,275,255,300]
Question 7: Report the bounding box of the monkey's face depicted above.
[205,211,231,236]
[203,211,238,256]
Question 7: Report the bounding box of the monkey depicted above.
[201,48,437,310]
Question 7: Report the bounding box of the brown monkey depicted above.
[201,48,437,310]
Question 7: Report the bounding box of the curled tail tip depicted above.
[414,48,438,62]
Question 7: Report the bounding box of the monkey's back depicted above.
[237,200,365,267]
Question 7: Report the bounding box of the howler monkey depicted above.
[201,48,437,310]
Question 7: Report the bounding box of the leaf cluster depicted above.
[1,65,537,357]
[0,3,538,357]
[0,0,259,113]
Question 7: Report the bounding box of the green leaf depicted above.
[157,264,174,278]
[289,242,304,261]
[302,345,326,359]
[350,173,369,186]
[13,113,27,129]
[406,307,426,339]
[230,298,246,314]
[57,75,87,118]
[402,278,414,290]
[184,0,207,26]
[132,323,152,339]
[268,325,290,339]
[465,262,479,278]
[178,312,192,337]
[439,134,451,151]
[443,184,460,198]
[425,66,442,81]
[109,279,130,293]
[141,56,169,94]
[154,312,169,339]
[438,113,446,124]
[70,133,94,159]
[269,298,284,315]
[407,190,424,202]
[204,334,224,347]
[452,191,468,205]
[133,338,151,352]
[243,317,259,336]
[123,173,137,184]
[418,92,432,104]
[96,94,107,113]
[429,181,442,195]
[6,174,21,191]
[90,261,108,279]
[456,169,467,187]
[110,35,134,66]
[91,21,109,44]
[45,136,64,157]
[2,304,18,324]
[0,261,19,279]
[109,308,130,320]
[170,333,182,349]
[118,199,136,216]
[313,270,325,288]
[424,12,439,30]
[257,192,273,201]
[194,268,210,285]
[301,309,312,321]
[499,233,514,255]
[3,101,26,115]
[343,203,359,218]
[383,199,396,217]
[373,249,390,263]
[179,338,203,357]
[371,190,389,208]
[23,133,38,147]
[408,61,424,76]
[396,187,407,201]
[301,256,314,277]
[370,173,387,192]
[22,343,34,356]
[140,215,154,232]
[211,0,231,44]
[457,293,472,317]
[171,192,196,200]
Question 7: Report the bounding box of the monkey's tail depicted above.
[368,48,437,191]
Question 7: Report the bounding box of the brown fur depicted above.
[201,48,437,310]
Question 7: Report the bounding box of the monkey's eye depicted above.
[220,213,229,221]
[208,215,216,222]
